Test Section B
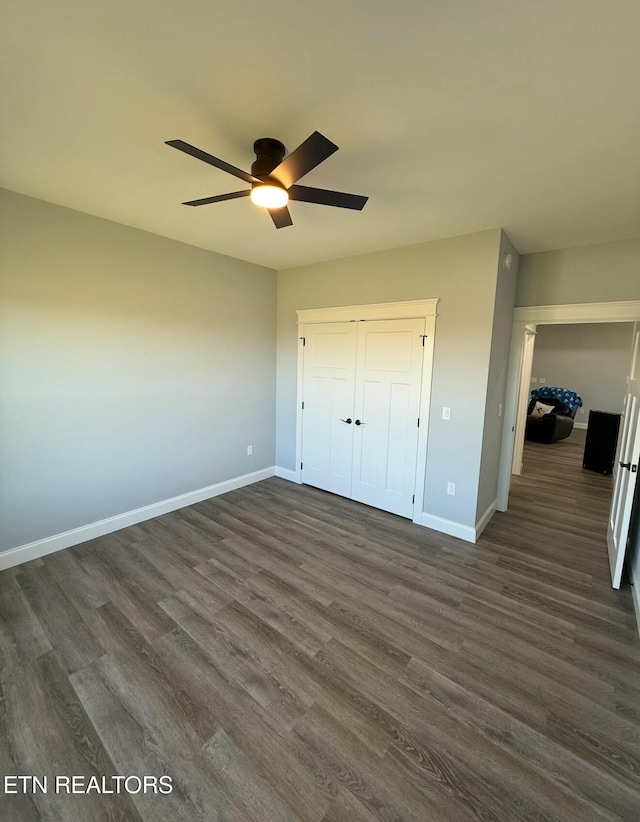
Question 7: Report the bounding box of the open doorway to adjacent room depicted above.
[498,302,640,589]
[515,321,633,478]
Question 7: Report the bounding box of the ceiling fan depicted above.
[166,131,368,228]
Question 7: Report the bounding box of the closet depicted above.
[296,301,437,520]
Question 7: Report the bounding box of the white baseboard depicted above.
[275,466,302,483]
[421,512,476,543]
[475,499,497,540]
[574,421,588,430]
[0,466,276,572]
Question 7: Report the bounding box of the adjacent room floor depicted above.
[1,434,639,821]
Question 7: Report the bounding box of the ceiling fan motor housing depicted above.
[251,138,286,181]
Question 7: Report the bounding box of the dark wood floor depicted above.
[2,431,639,821]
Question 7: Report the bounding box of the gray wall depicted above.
[517,237,640,307]
[277,229,502,529]
[530,322,633,419]
[0,189,277,551]
[476,232,520,520]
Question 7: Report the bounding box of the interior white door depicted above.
[301,317,426,518]
[350,319,425,518]
[301,322,357,496]
[607,324,640,588]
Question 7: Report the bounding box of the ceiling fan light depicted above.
[250,184,289,209]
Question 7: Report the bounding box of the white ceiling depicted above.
[2,0,639,270]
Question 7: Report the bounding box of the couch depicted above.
[525,387,583,444]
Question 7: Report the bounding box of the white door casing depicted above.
[295,300,438,523]
[511,324,537,476]
[607,324,640,588]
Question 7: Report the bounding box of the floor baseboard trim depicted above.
[420,512,476,543]
[275,466,302,483]
[475,499,497,540]
[0,466,276,571]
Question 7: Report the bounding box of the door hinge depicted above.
[300,336,306,346]
[421,334,428,346]
[412,494,415,504]
[417,418,420,428]
[301,401,305,410]
[300,462,303,470]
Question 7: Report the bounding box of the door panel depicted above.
[358,380,382,488]
[301,323,357,496]
[351,319,425,517]
[607,324,640,588]
[387,382,412,494]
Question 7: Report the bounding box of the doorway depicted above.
[514,321,633,476]
[498,301,640,588]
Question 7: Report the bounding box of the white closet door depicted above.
[301,322,357,496]
[351,319,425,517]
[607,324,640,588]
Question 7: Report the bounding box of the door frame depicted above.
[294,299,439,524]
[497,300,640,513]
[511,324,538,475]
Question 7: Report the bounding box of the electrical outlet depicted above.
[498,403,503,417]
[447,482,456,496]
[579,407,584,414]
[246,445,253,456]
[531,377,538,383]
[538,377,546,384]
[442,407,451,420]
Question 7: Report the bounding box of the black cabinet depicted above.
[583,410,621,475]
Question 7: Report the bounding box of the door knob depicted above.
[340,418,352,424]
[355,419,364,426]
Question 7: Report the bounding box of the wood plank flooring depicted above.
[2,430,639,821]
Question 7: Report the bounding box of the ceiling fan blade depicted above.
[182,190,251,206]
[268,206,293,229]
[166,139,261,184]
[288,184,368,211]
[270,131,339,188]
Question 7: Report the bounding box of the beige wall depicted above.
[0,189,277,551]
[3,188,637,555]
[476,232,520,520]
[277,229,503,529]
[531,323,633,419]
[517,237,640,307]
